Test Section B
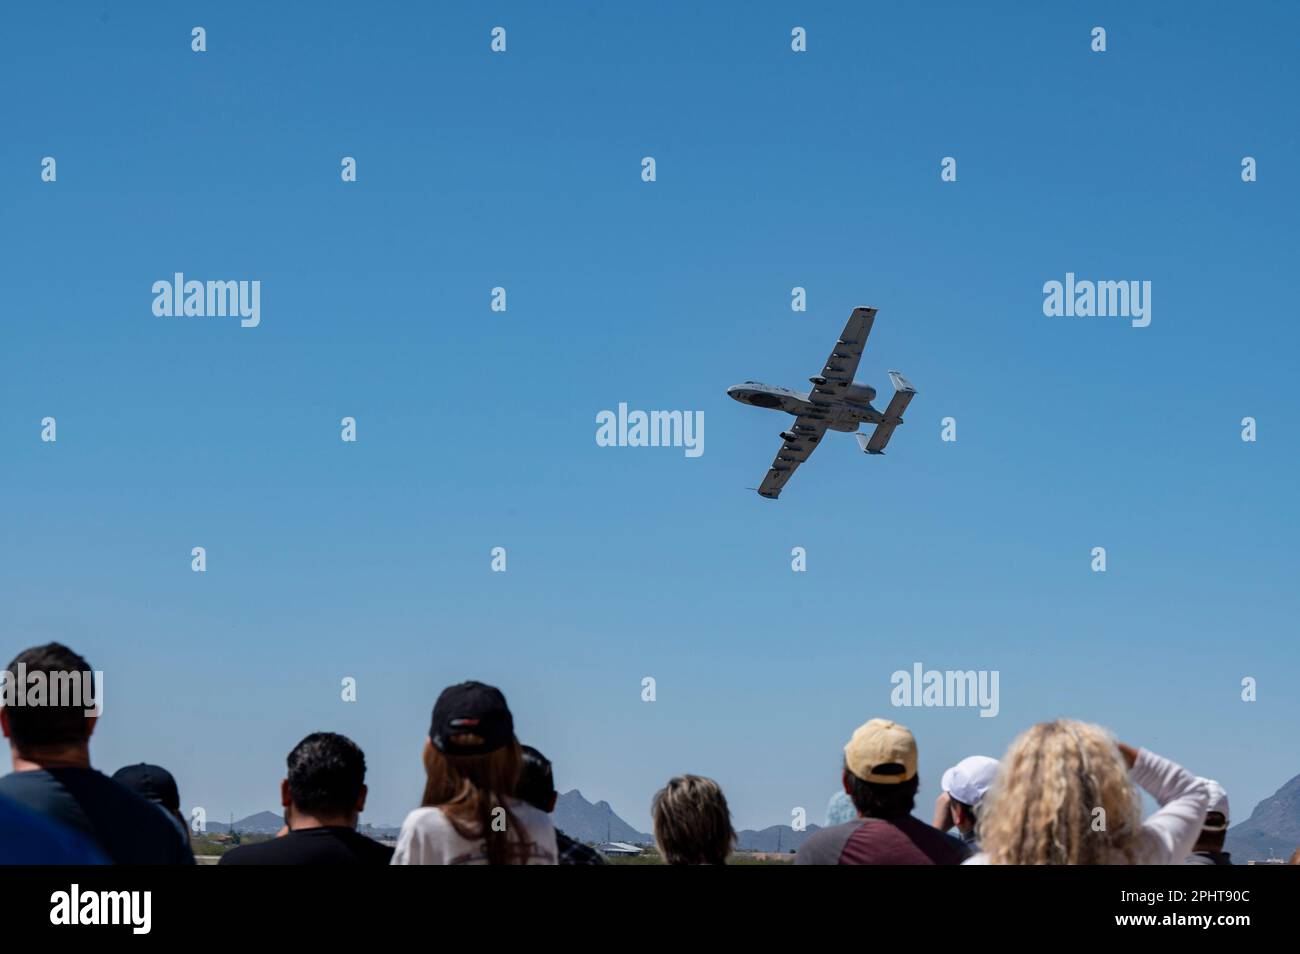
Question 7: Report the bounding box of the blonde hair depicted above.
[652,775,736,865]
[977,720,1141,865]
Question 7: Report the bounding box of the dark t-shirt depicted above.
[557,829,607,865]
[0,768,194,865]
[796,815,969,865]
[0,793,109,865]
[219,827,394,865]
[1184,850,1232,865]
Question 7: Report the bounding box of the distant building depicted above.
[598,842,643,856]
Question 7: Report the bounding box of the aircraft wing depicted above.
[757,416,829,499]
[857,370,917,455]
[807,306,878,407]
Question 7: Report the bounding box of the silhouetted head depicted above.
[516,744,558,813]
[285,732,368,825]
[1,643,98,765]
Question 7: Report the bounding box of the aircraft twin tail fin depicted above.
[857,370,917,455]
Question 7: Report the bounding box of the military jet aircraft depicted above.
[726,306,916,499]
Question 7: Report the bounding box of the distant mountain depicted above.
[203,812,400,837]
[1225,773,1300,863]
[736,824,820,852]
[552,790,820,853]
[192,798,816,855]
[554,790,651,845]
[202,794,654,845]
[204,811,284,835]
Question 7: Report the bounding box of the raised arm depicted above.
[1123,745,1209,864]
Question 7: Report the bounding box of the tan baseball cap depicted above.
[844,718,918,784]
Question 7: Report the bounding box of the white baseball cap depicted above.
[941,755,1000,808]
[1198,778,1230,830]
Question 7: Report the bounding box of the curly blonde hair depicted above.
[977,720,1141,865]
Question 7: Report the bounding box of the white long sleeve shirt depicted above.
[964,747,1209,865]
[1126,748,1211,864]
[390,798,557,865]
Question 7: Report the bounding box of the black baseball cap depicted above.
[112,763,181,812]
[429,681,514,756]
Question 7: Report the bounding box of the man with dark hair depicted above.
[796,718,967,865]
[0,642,194,864]
[220,732,392,865]
[516,744,606,865]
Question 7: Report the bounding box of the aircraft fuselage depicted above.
[725,381,884,432]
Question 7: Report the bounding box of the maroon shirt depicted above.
[796,815,969,865]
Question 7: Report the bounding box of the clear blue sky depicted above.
[2,1,1297,834]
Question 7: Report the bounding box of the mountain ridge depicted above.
[554,789,819,851]
[1224,772,1300,862]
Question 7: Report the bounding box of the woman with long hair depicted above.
[391,681,557,865]
[968,720,1208,865]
